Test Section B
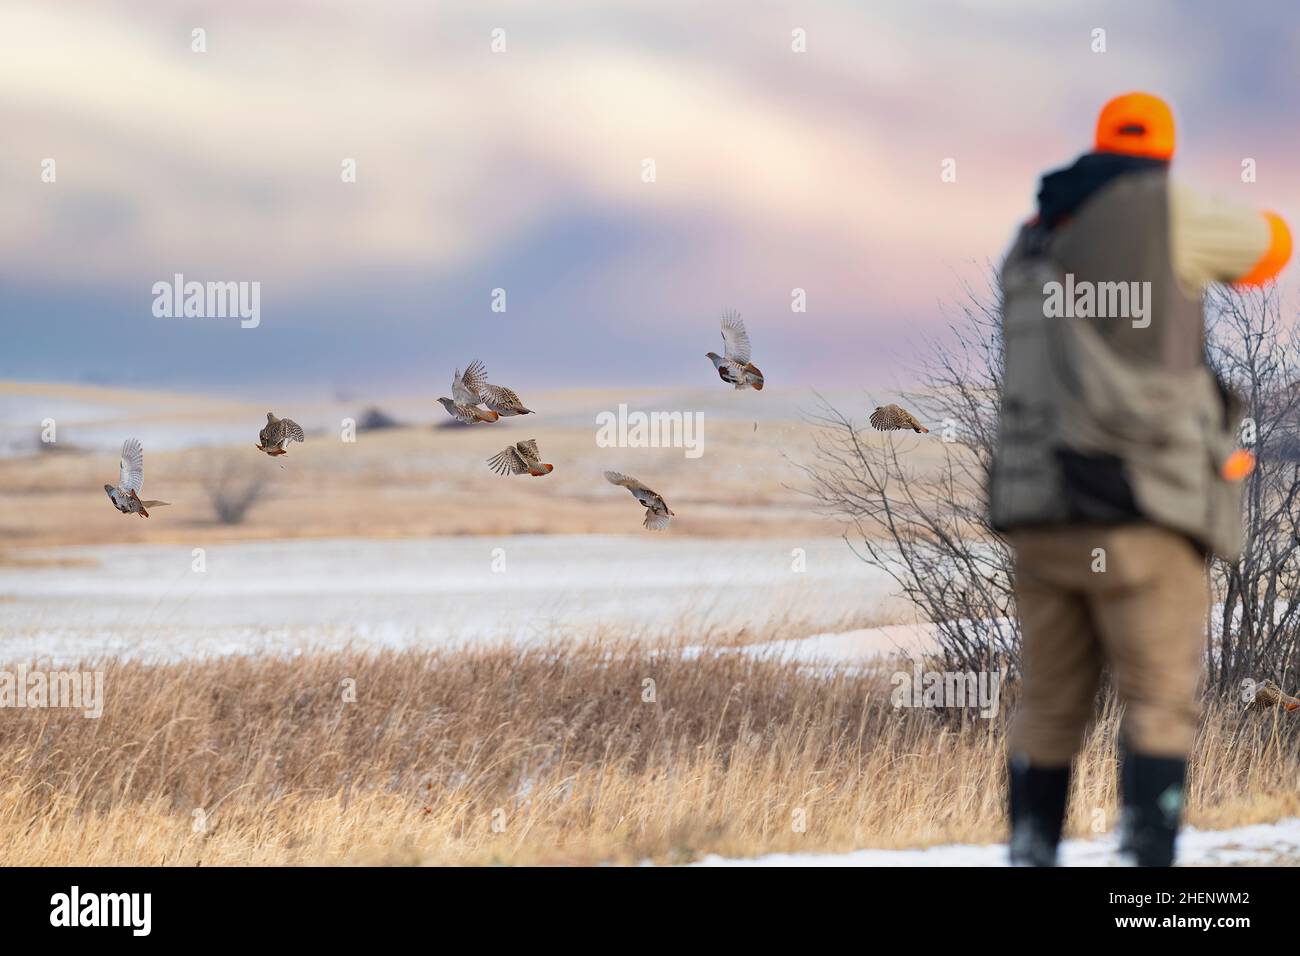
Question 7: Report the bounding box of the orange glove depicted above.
[1236,212,1292,286]
[1222,449,1256,482]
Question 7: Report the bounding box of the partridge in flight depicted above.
[604,471,674,530]
[869,404,929,433]
[104,438,170,518]
[479,382,534,417]
[487,439,553,476]
[438,360,500,424]
[706,311,764,390]
[1252,679,1300,712]
[256,412,305,456]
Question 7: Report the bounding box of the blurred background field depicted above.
[0,381,925,544]
[0,380,941,662]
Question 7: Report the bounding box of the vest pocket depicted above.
[1055,449,1141,522]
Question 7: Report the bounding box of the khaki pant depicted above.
[1008,524,1208,763]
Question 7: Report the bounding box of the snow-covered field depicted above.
[697,818,1300,867]
[0,535,906,663]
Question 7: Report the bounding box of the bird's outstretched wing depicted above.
[462,360,488,401]
[281,418,305,444]
[604,471,652,495]
[118,438,144,493]
[643,510,671,531]
[606,471,668,512]
[869,404,926,432]
[720,311,751,364]
[452,360,487,405]
[487,445,529,475]
[1254,678,1300,710]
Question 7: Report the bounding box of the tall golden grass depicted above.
[0,644,1296,865]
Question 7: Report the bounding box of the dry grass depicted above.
[0,644,1297,866]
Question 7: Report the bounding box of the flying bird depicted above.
[438,360,499,424]
[487,439,553,477]
[869,404,929,433]
[103,438,169,518]
[255,412,305,456]
[706,311,764,390]
[479,382,534,417]
[604,471,674,530]
[1253,679,1300,712]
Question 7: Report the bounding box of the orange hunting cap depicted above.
[1095,92,1175,160]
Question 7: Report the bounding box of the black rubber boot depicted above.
[1118,750,1186,867]
[1008,755,1071,866]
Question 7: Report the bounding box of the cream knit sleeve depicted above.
[1169,182,1276,294]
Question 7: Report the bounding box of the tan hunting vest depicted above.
[989,170,1244,559]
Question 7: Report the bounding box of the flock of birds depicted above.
[103,313,930,529]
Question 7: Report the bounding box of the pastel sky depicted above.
[2,0,1296,395]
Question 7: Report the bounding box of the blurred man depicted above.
[989,92,1291,866]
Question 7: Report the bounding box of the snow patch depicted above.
[693,818,1300,866]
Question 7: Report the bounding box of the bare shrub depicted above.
[357,406,401,431]
[1206,284,1300,692]
[203,456,265,525]
[801,277,1300,695]
[798,274,1017,680]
